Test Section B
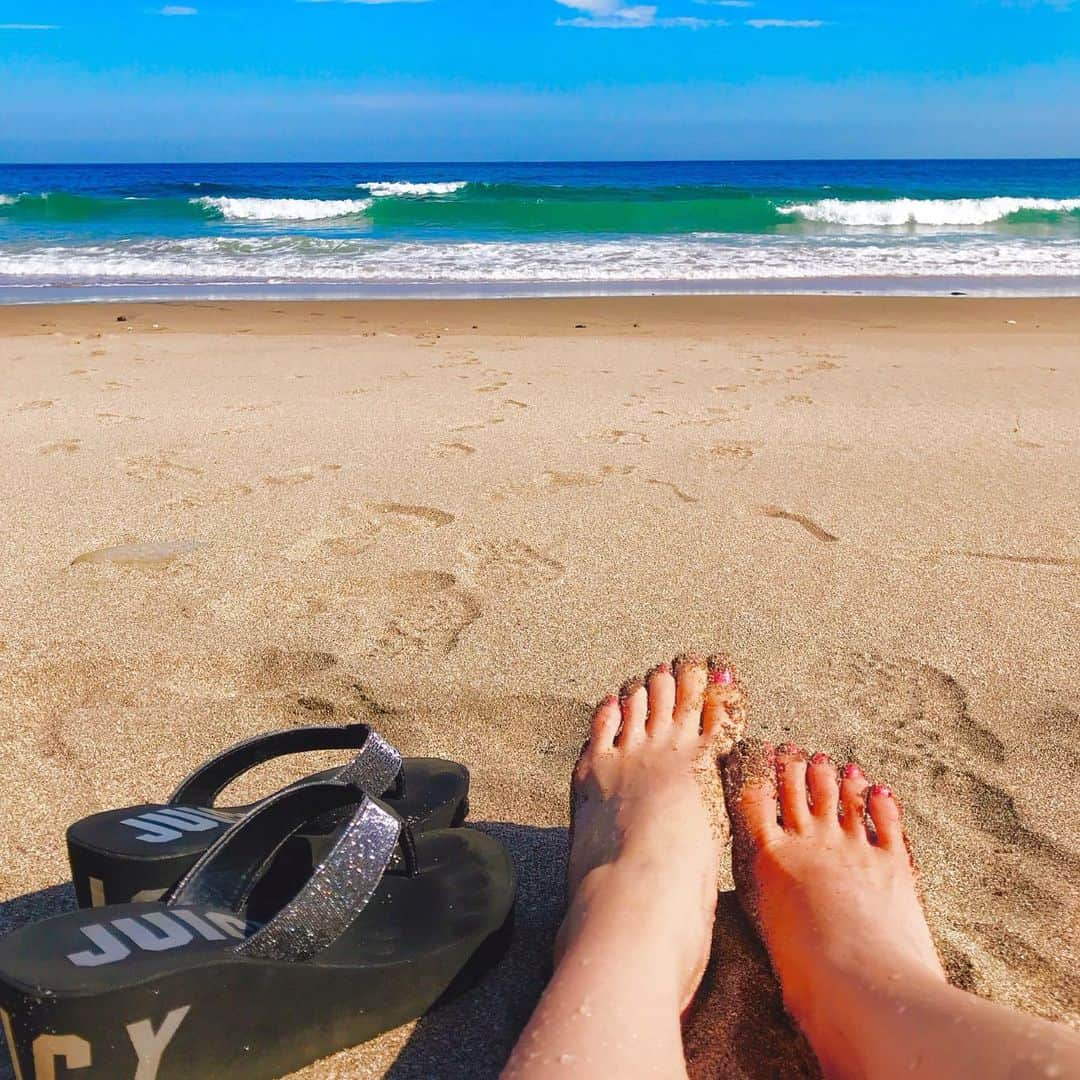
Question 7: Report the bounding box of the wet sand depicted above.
[0,295,1077,1078]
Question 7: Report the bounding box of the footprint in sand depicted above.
[746,357,841,386]
[475,381,508,393]
[759,505,838,544]
[437,352,481,369]
[71,541,205,568]
[646,479,699,505]
[706,404,752,423]
[264,469,316,487]
[163,483,255,510]
[842,655,1005,766]
[15,399,55,412]
[287,500,455,560]
[450,418,506,433]
[590,429,649,446]
[248,646,339,691]
[263,464,340,487]
[122,453,203,481]
[460,539,565,593]
[347,571,481,659]
[712,442,754,461]
[96,413,142,426]
[946,550,1079,570]
[488,465,634,502]
[369,502,455,528]
[433,441,477,458]
[39,439,81,455]
[829,654,1078,1011]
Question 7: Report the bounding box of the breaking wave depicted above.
[357,180,469,197]
[780,196,1080,227]
[193,197,373,222]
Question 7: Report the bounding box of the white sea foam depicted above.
[357,181,468,197]
[3,234,1080,287]
[194,197,373,221]
[781,197,1080,227]
[0,195,15,205]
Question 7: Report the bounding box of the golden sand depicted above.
[0,296,1077,1078]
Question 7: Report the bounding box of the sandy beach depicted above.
[0,294,1077,1079]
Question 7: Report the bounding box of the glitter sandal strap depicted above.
[168,723,404,807]
[4,796,513,1076]
[168,781,410,962]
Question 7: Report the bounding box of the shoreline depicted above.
[4,293,1080,338]
[3,274,1080,307]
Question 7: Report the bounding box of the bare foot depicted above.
[563,654,747,1003]
[722,741,1080,1080]
[504,654,747,1078]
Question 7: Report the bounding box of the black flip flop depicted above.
[2,781,515,1080]
[66,723,469,908]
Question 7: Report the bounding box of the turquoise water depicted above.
[2,160,1079,300]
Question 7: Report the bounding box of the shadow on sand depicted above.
[387,820,820,1080]
[0,824,818,1080]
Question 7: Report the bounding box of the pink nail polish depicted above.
[708,667,734,686]
[653,662,671,675]
[810,751,831,765]
[841,763,863,779]
[869,784,892,798]
[601,694,618,708]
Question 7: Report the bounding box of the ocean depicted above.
[1,159,1079,302]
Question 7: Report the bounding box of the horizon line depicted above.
[3,155,1080,167]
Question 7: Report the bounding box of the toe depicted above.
[866,784,905,850]
[589,695,621,752]
[616,678,648,747]
[840,762,870,836]
[722,740,781,846]
[673,653,708,733]
[807,752,839,819]
[775,744,811,830]
[701,655,749,752]
[645,663,676,736]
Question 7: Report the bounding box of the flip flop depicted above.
[66,723,469,908]
[2,781,515,1080]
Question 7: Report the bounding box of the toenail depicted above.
[841,763,863,779]
[777,743,800,756]
[869,784,892,798]
[650,662,671,676]
[708,667,734,686]
[810,751,831,765]
[600,695,618,708]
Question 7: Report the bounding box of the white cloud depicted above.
[555,0,725,27]
[159,5,198,14]
[746,17,823,27]
[555,0,657,26]
[1001,1,1073,8]
[659,15,723,24]
[0,23,58,29]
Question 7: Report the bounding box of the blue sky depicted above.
[1,1,1077,161]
